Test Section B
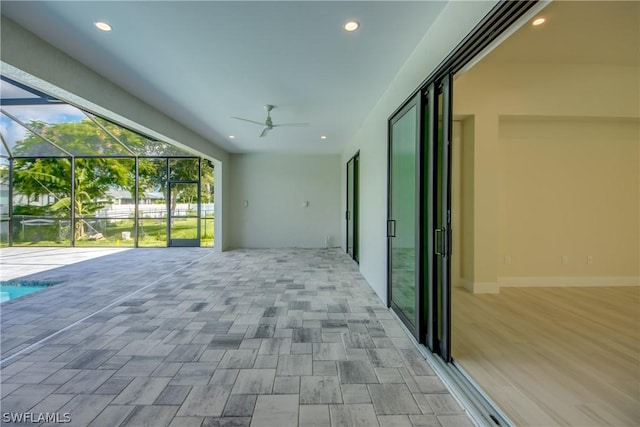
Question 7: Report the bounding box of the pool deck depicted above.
[1,247,132,281]
[0,248,473,427]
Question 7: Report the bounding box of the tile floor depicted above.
[0,248,474,427]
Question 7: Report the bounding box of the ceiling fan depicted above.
[232,104,309,137]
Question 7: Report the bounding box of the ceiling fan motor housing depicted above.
[264,105,274,127]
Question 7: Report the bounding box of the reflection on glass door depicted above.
[388,94,421,336]
[168,182,200,247]
[346,152,359,262]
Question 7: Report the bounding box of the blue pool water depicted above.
[0,281,60,303]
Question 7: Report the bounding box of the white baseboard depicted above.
[461,279,500,294]
[459,276,639,294]
[498,276,640,287]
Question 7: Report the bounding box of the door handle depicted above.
[387,220,396,238]
[435,228,446,256]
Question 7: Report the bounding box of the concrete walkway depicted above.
[0,248,473,427]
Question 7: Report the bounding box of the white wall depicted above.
[340,1,500,303]
[499,117,639,280]
[454,60,640,291]
[0,16,231,250]
[229,153,341,249]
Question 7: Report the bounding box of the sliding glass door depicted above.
[387,2,542,424]
[346,152,359,262]
[388,94,422,337]
[388,79,452,358]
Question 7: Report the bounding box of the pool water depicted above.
[0,280,61,303]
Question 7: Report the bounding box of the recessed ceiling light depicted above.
[321,136,327,140]
[229,135,235,139]
[532,17,545,26]
[344,21,359,32]
[94,21,112,32]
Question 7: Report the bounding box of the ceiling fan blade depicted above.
[273,122,310,128]
[259,127,271,138]
[232,117,265,126]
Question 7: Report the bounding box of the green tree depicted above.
[12,119,134,239]
[137,158,214,216]
[9,116,213,241]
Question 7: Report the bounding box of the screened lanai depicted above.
[0,76,214,248]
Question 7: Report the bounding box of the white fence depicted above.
[97,203,214,218]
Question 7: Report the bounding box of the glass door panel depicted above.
[388,95,420,335]
[346,153,360,262]
[347,157,355,258]
[168,182,200,247]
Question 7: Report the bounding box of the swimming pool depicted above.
[0,280,61,303]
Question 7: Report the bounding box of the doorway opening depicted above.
[451,1,639,425]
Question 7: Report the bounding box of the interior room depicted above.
[1,1,638,426]
[451,1,640,425]
[0,2,497,426]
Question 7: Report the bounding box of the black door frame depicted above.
[423,85,436,352]
[167,157,202,247]
[433,75,453,361]
[346,151,360,262]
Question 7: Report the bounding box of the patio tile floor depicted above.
[0,248,473,426]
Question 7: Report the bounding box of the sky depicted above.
[1,78,87,155]
[1,104,87,155]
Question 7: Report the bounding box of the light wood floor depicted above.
[452,286,640,427]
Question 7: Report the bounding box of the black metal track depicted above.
[390,0,539,120]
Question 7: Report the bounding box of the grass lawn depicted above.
[11,217,213,247]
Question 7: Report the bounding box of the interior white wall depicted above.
[228,153,341,249]
[499,117,639,280]
[0,16,232,250]
[340,1,500,303]
[454,60,640,291]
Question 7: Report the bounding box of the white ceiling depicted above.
[484,1,639,66]
[1,1,448,155]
